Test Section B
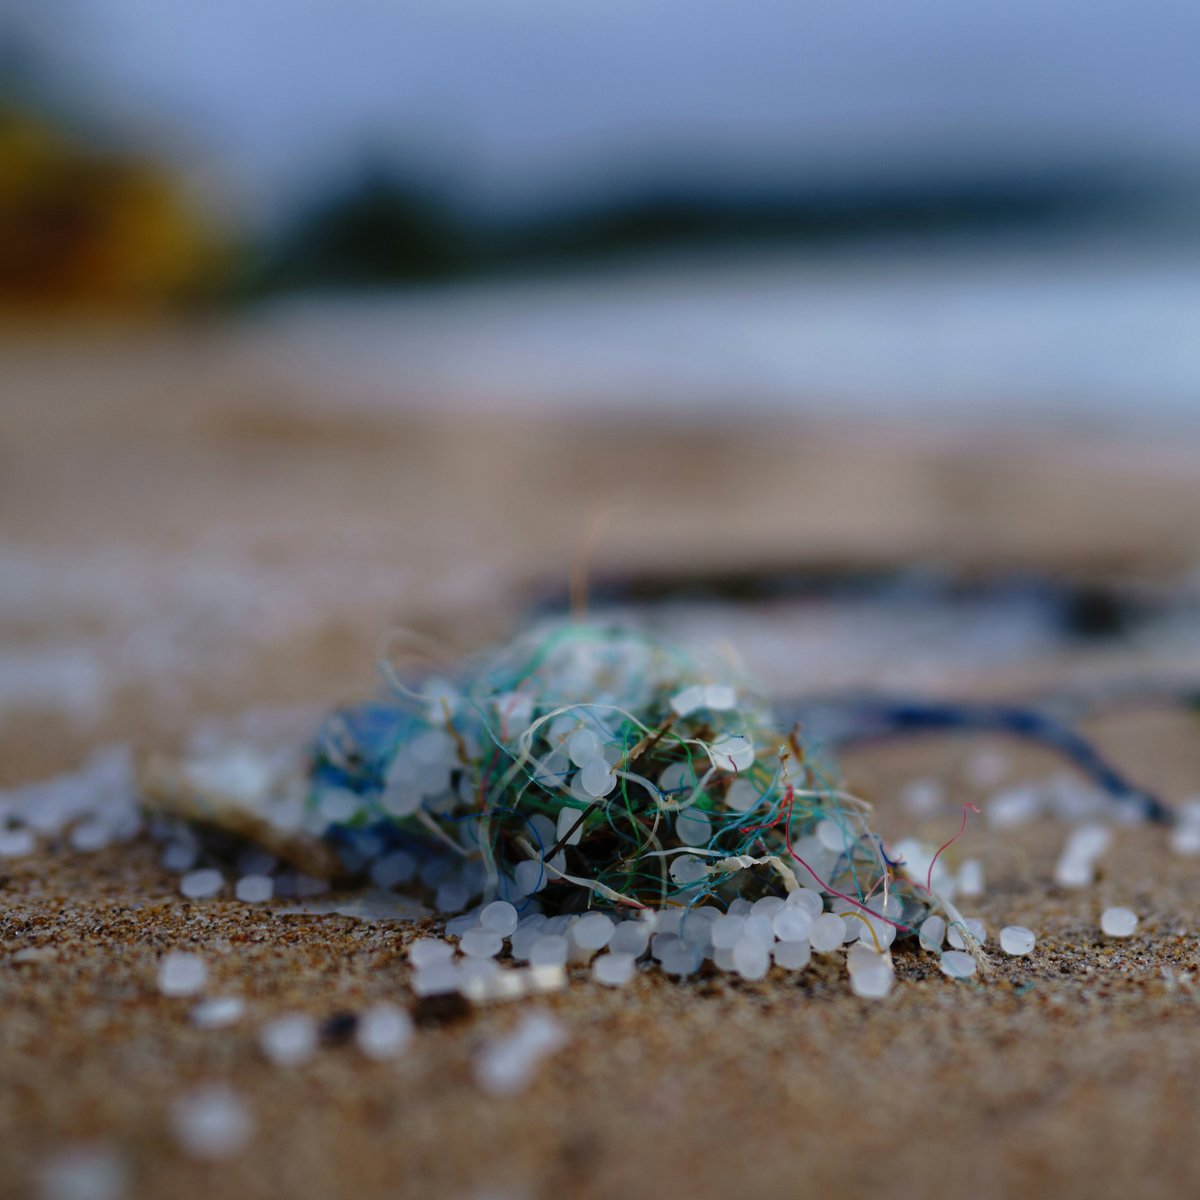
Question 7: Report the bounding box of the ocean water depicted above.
[245,238,1200,435]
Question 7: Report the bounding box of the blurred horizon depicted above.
[4,0,1200,432]
[6,0,1200,237]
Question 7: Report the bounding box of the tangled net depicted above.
[308,620,945,944]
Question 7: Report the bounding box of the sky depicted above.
[8,0,1200,225]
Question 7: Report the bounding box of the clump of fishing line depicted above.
[307,619,953,948]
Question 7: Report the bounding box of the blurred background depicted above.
[4,0,1200,781]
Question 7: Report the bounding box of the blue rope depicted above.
[781,694,1173,825]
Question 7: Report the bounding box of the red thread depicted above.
[923,803,980,893]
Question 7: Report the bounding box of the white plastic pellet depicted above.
[809,912,846,953]
[474,1012,567,1095]
[710,914,746,951]
[411,962,460,997]
[37,1146,127,1200]
[816,819,847,852]
[592,951,637,987]
[513,858,548,896]
[675,809,713,847]
[1170,826,1200,857]
[567,729,602,767]
[947,918,986,951]
[772,906,812,943]
[459,929,503,959]
[480,900,519,936]
[848,956,894,999]
[957,858,985,898]
[742,914,776,946]
[940,950,977,979]
[724,779,761,812]
[259,1014,318,1067]
[1100,907,1138,938]
[668,854,708,885]
[1065,824,1112,862]
[555,806,584,847]
[170,1086,253,1160]
[157,952,208,998]
[918,914,946,952]
[408,938,454,968]
[190,995,245,1030]
[999,925,1036,956]
[571,912,615,951]
[1054,854,1094,889]
[668,685,706,717]
[985,785,1040,828]
[434,881,469,914]
[731,937,770,981]
[609,921,650,957]
[710,735,754,773]
[528,934,569,967]
[356,1003,413,1060]
[0,829,36,857]
[579,758,617,798]
[659,941,704,976]
[772,940,811,971]
[235,874,273,904]
[787,888,824,918]
[179,869,223,900]
[900,778,944,816]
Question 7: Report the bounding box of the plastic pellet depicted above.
[592,952,636,987]
[848,954,894,999]
[170,1086,253,1160]
[571,912,615,951]
[190,996,245,1029]
[787,888,824,917]
[567,728,602,767]
[480,900,519,936]
[940,950,977,979]
[918,914,946,951]
[957,858,985,898]
[947,918,987,950]
[235,874,273,904]
[408,938,454,968]
[1054,854,1094,889]
[459,929,503,959]
[474,1012,567,1095]
[1100,906,1138,937]
[772,906,812,943]
[411,962,460,996]
[710,914,746,951]
[157,952,208,998]
[356,1003,413,1060]
[809,912,846,953]
[710,735,754,773]
[528,934,569,967]
[179,869,223,899]
[259,1014,318,1067]
[731,937,770,981]
[675,809,712,847]
[579,757,617,798]
[37,1146,127,1200]
[0,829,36,858]
[772,940,811,971]
[609,920,650,956]
[999,925,1036,955]
[725,779,761,813]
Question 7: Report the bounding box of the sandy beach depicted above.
[3,329,1200,1199]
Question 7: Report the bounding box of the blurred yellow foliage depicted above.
[0,108,226,315]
